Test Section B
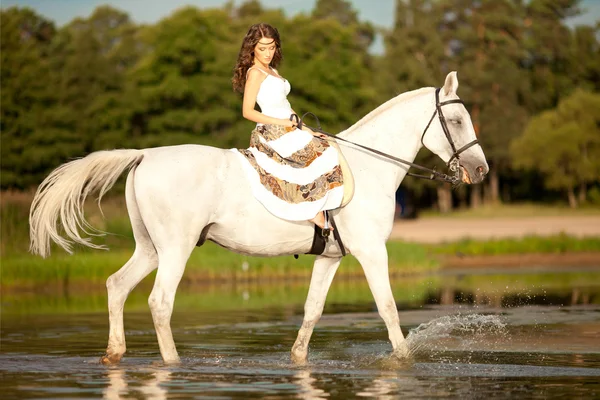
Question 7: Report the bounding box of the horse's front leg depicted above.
[354,245,410,359]
[291,256,341,364]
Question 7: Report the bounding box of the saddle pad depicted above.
[328,138,354,207]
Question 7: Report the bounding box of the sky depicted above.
[3,0,598,29]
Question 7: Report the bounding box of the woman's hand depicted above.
[282,118,297,132]
[282,118,296,128]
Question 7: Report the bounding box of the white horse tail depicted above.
[29,149,145,258]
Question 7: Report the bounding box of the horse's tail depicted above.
[29,149,145,258]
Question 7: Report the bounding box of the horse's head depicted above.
[421,71,488,184]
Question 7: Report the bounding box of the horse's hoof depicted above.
[100,353,122,365]
[392,344,412,360]
[290,349,308,365]
[162,356,181,365]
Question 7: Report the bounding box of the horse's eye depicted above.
[451,119,462,125]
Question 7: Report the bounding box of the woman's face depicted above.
[253,37,276,65]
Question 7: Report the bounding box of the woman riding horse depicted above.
[232,23,343,232]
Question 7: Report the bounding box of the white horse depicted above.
[29,71,488,365]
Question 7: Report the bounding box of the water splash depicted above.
[406,313,509,355]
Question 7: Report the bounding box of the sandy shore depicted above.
[389,215,600,268]
[390,215,600,244]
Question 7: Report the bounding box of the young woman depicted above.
[232,23,345,231]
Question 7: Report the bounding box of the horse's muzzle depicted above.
[460,164,488,184]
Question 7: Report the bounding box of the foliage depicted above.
[511,89,600,207]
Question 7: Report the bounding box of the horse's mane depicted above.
[343,87,434,135]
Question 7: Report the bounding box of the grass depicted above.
[3,234,599,290]
[432,234,600,256]
[0,240,439,289]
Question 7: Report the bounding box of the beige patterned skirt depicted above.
[234,124,345,221]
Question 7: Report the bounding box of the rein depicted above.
[291,88,479,186]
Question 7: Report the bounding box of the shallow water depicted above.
[2,268,600,399]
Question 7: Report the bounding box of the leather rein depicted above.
[291,88,480,186]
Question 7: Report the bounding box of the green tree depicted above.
[447,0,530,205]
[380,0,447,98]
[123,7,245,148]
[47,6,139,152]
[569,24,600,92]
[511,89,600,207]
[378,0,457,211]
[278,3,377,134]
[0,7,60,188]
[313,0,375,52]
[524,0,582,112]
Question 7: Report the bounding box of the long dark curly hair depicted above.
[232,23,283,93]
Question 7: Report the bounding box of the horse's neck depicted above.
[341,88,433,189]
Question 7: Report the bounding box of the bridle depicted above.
[419,88,480,181]
[293,87,480,185]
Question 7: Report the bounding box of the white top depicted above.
[250,67,293,119]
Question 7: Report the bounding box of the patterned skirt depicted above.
[233,124,345,221]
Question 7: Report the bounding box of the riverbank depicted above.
[390,215,600,243]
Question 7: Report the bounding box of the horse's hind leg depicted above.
[101,249,157,364]
[101,169,159,365]
[148,244,195,364]
[291,256,341,364]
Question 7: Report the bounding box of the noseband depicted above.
[420,88,480,175]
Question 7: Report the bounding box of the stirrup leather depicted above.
[321,211,331,239]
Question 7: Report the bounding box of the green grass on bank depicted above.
[0,240,439,289]
[3,234,600,290]
[432,234,600,256]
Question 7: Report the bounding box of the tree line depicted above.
[1,0,598,209]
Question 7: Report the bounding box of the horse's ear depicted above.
[442,71,459,96]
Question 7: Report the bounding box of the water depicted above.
[2,268,600,399]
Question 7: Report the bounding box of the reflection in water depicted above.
[3,271,599,316]
[435,286,598,307]
[138,369,171,400]
[294,369,328,400]
[103,368,171,400]
[356,371,401,399]
[103,369,127,400]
